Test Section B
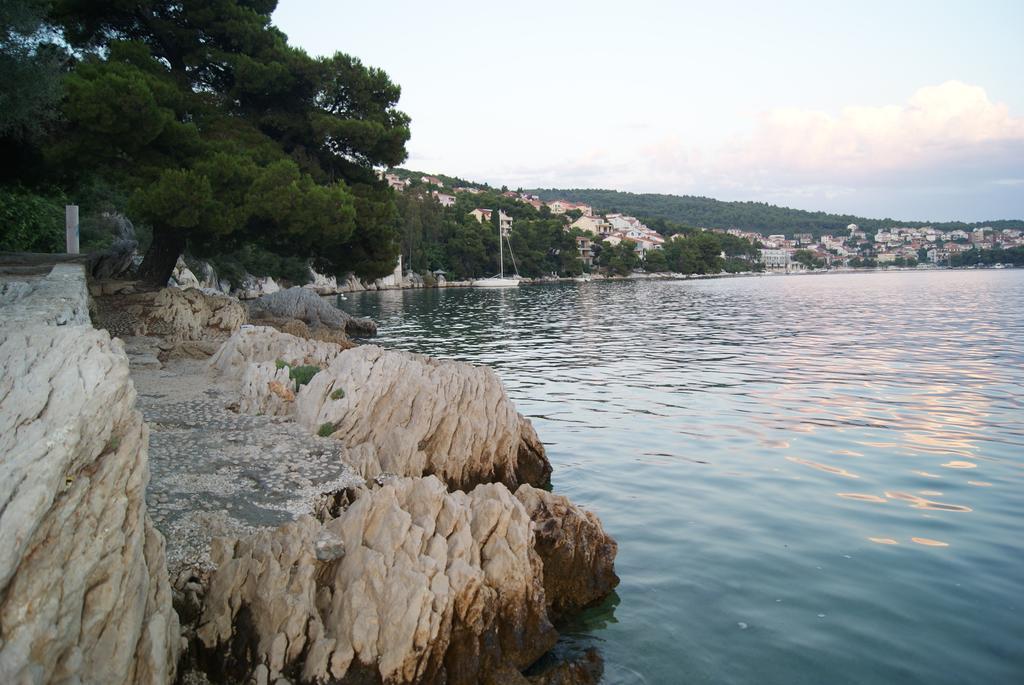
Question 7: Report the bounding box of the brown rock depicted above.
[194,477,556,684]
[95,287,247,342]
[515,486,619,620]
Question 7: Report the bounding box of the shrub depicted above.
[275,359,288,370]
[317,422,336,437]
[289,364,320,387]
[330,388,346,400]
[0,185,66,252]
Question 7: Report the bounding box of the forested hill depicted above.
[526,188,1023,235]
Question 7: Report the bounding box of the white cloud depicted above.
[717,80,1024,180]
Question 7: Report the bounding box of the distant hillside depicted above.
[526,188,1023,236]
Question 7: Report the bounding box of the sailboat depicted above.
[473,218,520,287]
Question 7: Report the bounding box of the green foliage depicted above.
[529,188,1024,236]
[662,232,725,274]
[950,246,1024,267]
[9,2,411,284]
[330,388,346,400]
[0,0,64,143]
[792,249,825,270]
[599,240,639,276]
[0,185,66,252]
[642,248,668,272]
[209,244,312,287]
[275,359,288,370]
[317,422,337,438]
[289,365,321,388]
[508,219,582,277]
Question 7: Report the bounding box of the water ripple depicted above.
[342,270,1024,685]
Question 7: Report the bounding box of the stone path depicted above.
[129,352,363,577]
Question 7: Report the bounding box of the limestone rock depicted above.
[514,486,619,620]
[143,288,247,341]
[233,274,281,300]
[95,287,247,342]
[213,328,551,491]
[209,326,346,380]
[238,361,298,416]
[258,317,356,349]
[170,256,203,289]
[303,268,341,295]
[89,238,138,280]
[0,263,90,327]
[249,286,377,337]
[292,343,552,491]
[0,323,178,683]
[194,476,556,685]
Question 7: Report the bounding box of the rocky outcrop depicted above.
[249,285,377,337]
[515,486,619,621]
[211,327,551,491]
[234,274,281,300]
[209,325,347,378]
[95,287,248,342]
[89,238,138,280]
[304,267,341,295]
[194,476,556,685]
[296,345,552,491]
[0,268,179,683]
[0,263,90,326]
[267,317,356,348]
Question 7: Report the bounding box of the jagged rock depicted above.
[0,320,178,683]
[304,268,341,295]
[514,486,619,620]
[156,339,223,361]
[292,343,551,491]
[487,647,603,685]
[170,256,203,289]
[112,287,247,342]
[90,238,138,280]
[249,286,377,337]
[194,476,556,685]
[238,361,297,416]
[233,274,281,300]
[212,328,551,491]
[0,263,91,327]
[209,326,346,379]
[259,317,356,349]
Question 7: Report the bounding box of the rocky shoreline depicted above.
[0,265,618,684]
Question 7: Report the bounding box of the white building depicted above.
[432,192,456,207]
[760,248,789,272]
[570,215,613,236]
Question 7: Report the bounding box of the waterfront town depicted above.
[380,171,1024,273]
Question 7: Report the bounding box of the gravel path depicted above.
[128,343,363,577]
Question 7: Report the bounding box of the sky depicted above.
[272,0,1024,222]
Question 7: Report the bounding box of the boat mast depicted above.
[499,216,504,279]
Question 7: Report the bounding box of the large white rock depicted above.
[211,327,551,491]
[195,476,555,685]
[0,320,179,683]
[233,274,280,300]
[296,345,551,490]
[209,325,347,380]
[118,287,247,342]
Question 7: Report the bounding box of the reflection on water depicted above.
[341,270,1024,685]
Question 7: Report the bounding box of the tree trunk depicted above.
[137,228,186,287]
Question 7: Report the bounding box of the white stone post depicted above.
[65,205,80,254]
